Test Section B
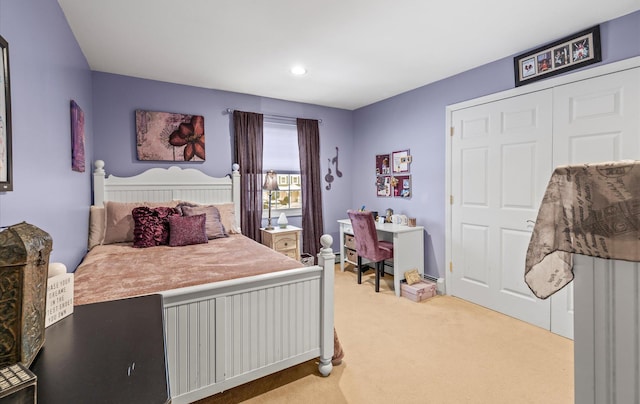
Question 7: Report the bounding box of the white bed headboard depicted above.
[93,160,241,228]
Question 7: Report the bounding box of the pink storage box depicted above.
[400,279,437,302]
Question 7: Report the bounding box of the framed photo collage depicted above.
[375,149,412,198]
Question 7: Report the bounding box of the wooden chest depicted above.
[400,279,436,302]
[0,222,52,367]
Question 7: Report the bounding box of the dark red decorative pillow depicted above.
[132,206,180,248]
[168,214,208,247]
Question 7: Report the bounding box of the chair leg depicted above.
[375,261,381,292]
[357,256,362,284]
[381,261,385,277]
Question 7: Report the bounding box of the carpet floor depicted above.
[197,265,574,404]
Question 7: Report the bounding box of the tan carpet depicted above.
[198,265,574,404]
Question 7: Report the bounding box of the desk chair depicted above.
[347,210,394,292]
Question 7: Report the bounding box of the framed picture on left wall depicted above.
[70,100,85,172]
[0,35,13,191]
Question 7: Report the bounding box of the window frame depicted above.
[261,118,302,219]
[262,171,302,218]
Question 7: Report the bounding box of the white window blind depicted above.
[262,121,299,172]
[262,120,301,217]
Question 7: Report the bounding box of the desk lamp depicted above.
[263,170,279,230]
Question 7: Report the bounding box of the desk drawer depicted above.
[346,248,358,263]
[345,234,356,249]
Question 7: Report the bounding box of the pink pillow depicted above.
[88,205,105,249]
[181,205,228,239]
[214,203,241,234]
[168,214,208,247]
[104,201,144,244]
[177,202,240,234]
[132,206,180,248]
[103,200,181,244]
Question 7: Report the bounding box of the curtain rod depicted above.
[225,108,322,124]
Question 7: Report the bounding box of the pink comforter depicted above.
[74,234,304,306]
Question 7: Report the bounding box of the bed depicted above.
[74,160,335,404]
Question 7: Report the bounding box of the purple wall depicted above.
[0,0,93,270]
[0,0,637,278]
[353,10,640,278]
[92,72,354,243]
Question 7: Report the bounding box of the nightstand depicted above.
[261,226,302,261]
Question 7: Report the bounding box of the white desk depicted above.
[338,219,424,297]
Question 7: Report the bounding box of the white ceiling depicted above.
[57,0,640,110]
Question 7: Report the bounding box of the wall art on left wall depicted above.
[135,109,205,161]
[70,100,85,172]
[0,35,13,191]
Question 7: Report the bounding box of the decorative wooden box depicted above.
[400,279,437,302]
[0,222,52,367]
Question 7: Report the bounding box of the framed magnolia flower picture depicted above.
[135,109,205,161]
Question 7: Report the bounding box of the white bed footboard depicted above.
[162,236,335,404]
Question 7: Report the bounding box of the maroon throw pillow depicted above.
[132,206,180,248]
[168,214,208,247]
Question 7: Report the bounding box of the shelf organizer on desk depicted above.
[338,218,424,297]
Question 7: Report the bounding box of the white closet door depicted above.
[551,67,640,339]
[450,89,553,329]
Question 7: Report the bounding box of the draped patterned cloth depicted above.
[525,160,640,299]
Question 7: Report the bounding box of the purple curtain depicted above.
[233,111,264,242]
[297,118,324,259]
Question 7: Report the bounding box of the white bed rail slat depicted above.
[174,188,233,204]
[318,236,335,377]
[106,189,175,203]
[574,255,640,404]
[104,188,233,204]
[192,301,211,390]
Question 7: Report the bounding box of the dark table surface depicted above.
[30,294,170,404]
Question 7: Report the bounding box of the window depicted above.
[262,120,301,217]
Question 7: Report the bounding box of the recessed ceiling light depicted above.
[290,65,307,75]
